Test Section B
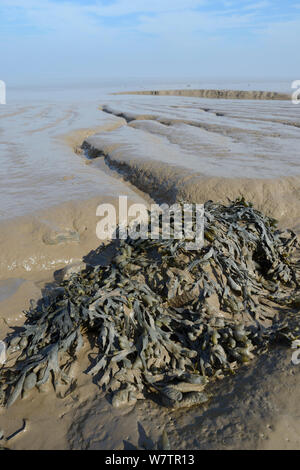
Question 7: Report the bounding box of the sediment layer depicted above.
[113,89,291,100]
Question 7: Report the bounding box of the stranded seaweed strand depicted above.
[0,199,299,409]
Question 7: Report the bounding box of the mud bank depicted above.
[113,89,291,100]
[85,137,299,217]
[83,95,300,230]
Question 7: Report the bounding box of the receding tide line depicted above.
[112,89,290,100]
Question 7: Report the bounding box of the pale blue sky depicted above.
[0,0,299,85]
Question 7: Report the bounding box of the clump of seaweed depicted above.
[1,198,299,409]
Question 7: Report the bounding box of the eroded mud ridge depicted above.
[1,90,300,282]
[1,199,299,411]
[84,98,300,229]
[113,89,290,100]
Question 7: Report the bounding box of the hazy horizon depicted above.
[1,0,300,86]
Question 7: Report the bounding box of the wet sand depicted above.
[0,85,300,450]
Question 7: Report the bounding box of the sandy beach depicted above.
[0,83,300,450]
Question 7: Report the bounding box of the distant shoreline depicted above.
[112,88,290,100]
